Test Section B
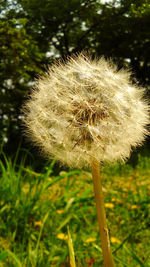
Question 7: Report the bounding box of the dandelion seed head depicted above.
[23,54,149,168]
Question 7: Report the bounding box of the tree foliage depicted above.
[0,0,150,153]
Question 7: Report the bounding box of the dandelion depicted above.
[105,203,114,209]
[23,54,149,169]
[34,221,43,227]
[57,233,68,240]
[85,237,96,243]
[111,237,121,244]
[23,53,149,266]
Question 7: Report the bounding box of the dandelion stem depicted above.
[91,158,114,267]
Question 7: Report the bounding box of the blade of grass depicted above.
[42,170,81,191]
[35,211,50,253]
[57,215,73,232]
[124,245,145,267]
[6,250,22,267]
[67,226,76,267]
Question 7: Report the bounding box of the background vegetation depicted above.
[0,151,150,266]
[0,0,150,266]
[0,0,150,157]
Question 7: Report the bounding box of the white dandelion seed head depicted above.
[23,54,149,168]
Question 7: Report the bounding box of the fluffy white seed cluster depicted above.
[23,54,149,168]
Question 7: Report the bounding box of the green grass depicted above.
[0,151,150,266]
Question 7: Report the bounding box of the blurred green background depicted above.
[0,1,150,266]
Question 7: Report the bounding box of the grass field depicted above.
[0,151,150,266]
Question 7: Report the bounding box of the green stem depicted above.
[91,158,115,267]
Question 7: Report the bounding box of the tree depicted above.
[0,0,150,154]
[0,0,43,151]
